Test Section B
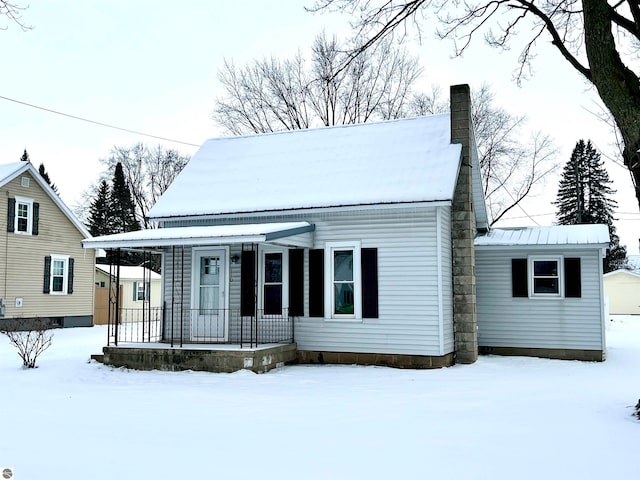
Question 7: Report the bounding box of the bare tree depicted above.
[100,144,190,229]
[309,0,640,211]
[213,33,422,134]
[0,1,30,30]
[1,318,54,368]
[411,83,557,224]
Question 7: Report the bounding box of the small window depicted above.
[49,255,69,294]
[15,197,33,234]
[259,248,288,316]
[263,252,283,315]
[21,176,30,188]
[529,256,562,297]
[134,281,150,301]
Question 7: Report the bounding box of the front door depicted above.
[192,249,227,341]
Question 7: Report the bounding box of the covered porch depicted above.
[82,222,314,371]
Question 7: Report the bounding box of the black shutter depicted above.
[7,198,15,232]
[512,258,528,297]
[240,250,256,316]
[309,249,324,317]
[288,249,304,316]
[361,248,379,318]
[32,202,39,235]
[43,256,51,294]
[67,258,74,294]
[564,257,581,298]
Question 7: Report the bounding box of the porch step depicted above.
[90,353,105,364]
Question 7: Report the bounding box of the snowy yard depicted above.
[1,318,639,480]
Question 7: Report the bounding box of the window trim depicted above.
[258,245,289,317]
[528,255,564,299]
[49,254,69,295]
[324,241,362,321]
[14,196,33,235]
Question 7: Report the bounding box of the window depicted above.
[258,248,288,316]
[15,197,32,234]
[44,255,73,295]
[324,241,362,319]
[133,281,150,301]
[531,258,561,295]
[7,197,39,235]
[512,256,581,299]
[263,252,283,315]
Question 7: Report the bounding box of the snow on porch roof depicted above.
[148,114,462,219]
[82,222,315,249]
[474,224,610,248]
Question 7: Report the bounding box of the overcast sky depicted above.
[1,0,638,253]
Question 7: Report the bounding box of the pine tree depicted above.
[19,149,30,162]
[38,163,59,194]
[110,162,140,234]
[554,140,627,272]
[87,180,111,237]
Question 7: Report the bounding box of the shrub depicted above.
[0,318,55,368]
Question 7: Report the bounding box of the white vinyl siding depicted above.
[162,205,451,355]
[476,247,605,351]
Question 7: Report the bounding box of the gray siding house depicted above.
[83,84,609,372]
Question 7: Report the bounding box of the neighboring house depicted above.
[95,265,161,309]
[83,85,609,372]
[604,269,640,315]
[0,161,95,328]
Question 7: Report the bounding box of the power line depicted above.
[0,94,202,148]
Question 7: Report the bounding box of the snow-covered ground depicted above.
[1,317,639,480]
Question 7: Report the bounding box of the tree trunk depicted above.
[583,0,640,209]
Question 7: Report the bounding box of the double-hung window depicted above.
[14,196,34,235]
[260,248,288,316]
[530,257,561,296]
[324,241,362,320]
[49,255,69,295]
[134,281,150,301]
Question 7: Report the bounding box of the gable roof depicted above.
[604,268,640,279]
[0,162,91,238]
[474,225,610,248]
[149,115,465,220]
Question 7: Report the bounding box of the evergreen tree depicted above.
[87,180,111,237]
[38,163,58,194]
[110,162,140,235]
[19,149,29,162]
[554,140,627,272]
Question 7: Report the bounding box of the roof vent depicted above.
[21,176,30,188]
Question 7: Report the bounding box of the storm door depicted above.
[192,249,227,341]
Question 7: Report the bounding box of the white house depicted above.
[82,85,609,372]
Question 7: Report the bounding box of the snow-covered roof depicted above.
[96,265,161,280]
[0,161,91,238]
[83,222,314,249]
[149,115,463,219]
[604,268,640,279]
[474,225,610,248]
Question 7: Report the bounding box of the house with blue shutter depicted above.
[0,161,95,328]
[82,85,610,372]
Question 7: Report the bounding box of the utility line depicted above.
[0,94,201,148]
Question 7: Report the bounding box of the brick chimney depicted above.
[450,84,478,364]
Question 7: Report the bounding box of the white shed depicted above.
[604,269,640,315]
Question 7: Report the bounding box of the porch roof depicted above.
[82,222,315,249]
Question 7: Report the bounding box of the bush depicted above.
[0,318,55,368]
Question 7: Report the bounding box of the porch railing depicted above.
[108,305,293,348]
